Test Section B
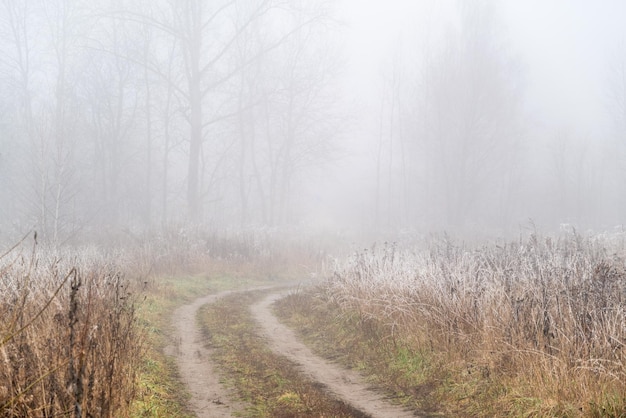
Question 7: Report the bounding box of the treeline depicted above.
[367,2,626,234]
[0,0,340,245]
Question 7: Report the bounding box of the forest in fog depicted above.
[1,0,626,244]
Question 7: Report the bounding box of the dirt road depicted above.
[169,285,419,417]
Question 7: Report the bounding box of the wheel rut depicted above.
[165,289,246,417]
[251,291,420,418]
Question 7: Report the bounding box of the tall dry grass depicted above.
[322,233,626,414]
[0,238,142,417]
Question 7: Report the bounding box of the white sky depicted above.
[335,0,626,137]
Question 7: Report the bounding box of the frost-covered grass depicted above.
[0,239,142,417]
[320,233,626,415]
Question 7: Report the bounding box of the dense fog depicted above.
[1,0,625,244]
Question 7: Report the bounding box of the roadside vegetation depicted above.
[276,232,626,417]
[0,237,142,417]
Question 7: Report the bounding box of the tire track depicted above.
[165,289,244,417]
[250,291,420,418]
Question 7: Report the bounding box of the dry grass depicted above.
[0,239,142,417]
[311,232,626,416]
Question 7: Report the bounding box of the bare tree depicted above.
[0,0,88,243]
[258,6,342,225]
[413,1,523,229]
[124,0,338,224]
[163,0,276,222]
[374,44,407,230]
[607,51,626,150]
[233,14,265,226]
[80,15,145,227]
[548,130,602,227]
[0,0,38,235]
[606,49,626,219]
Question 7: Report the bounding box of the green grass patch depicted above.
[197,288,370,417]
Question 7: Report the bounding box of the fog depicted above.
[1,0,626,244]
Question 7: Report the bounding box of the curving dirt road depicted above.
[168,284,420,417]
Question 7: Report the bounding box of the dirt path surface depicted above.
[165,288,256,417]
[250,291,420,418]
[168,284,419,417]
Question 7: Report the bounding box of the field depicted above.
[1,230,625,417]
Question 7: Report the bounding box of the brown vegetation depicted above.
[0,239,142,417]
[279,233,626,416]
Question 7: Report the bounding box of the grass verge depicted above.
[197,288,371,417]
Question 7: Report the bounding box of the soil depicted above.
[168,284,421,417]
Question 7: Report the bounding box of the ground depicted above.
[167,282,421,417]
